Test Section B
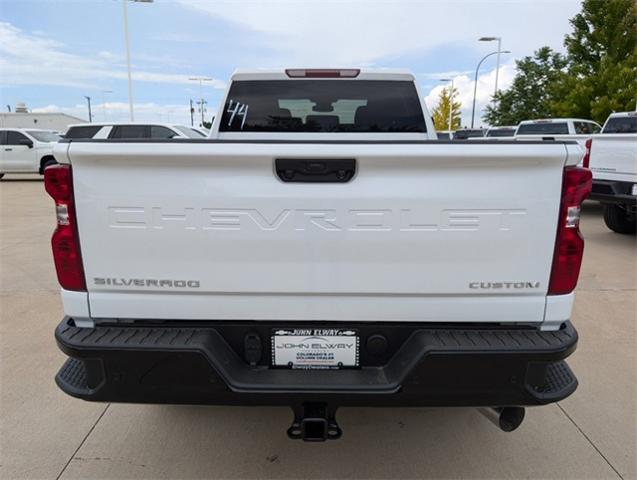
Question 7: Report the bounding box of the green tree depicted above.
[484,47,567,126]
[552,0,637,123]
[431,86,461,131]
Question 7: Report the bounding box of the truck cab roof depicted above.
[230,68,416,82]
[518,118,596,124]
[605,111,637,119]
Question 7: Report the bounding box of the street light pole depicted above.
[470,50,511,128]
[479,36,504,97]
[439,78,455,132]
[122,0,154,122]
[84,96,92,123]
[495,37,502,97]
[123,0,134,121]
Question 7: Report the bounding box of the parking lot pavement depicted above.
[1,177,635,480]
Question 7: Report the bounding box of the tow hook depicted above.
[479,407,525,432]
[287,403,342,441]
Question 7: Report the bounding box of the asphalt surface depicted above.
[1,174,635,480]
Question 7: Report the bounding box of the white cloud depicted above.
[8,0,583,130]
[419,70,473,80]
[424,63,517,128]
[0,22,225,89]
[97,50,118,60]
[178,0,581,65]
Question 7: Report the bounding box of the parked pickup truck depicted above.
[48,68,590,441]
[0,128,60,179]
[587,111,637,234]
[64,122,207,140]
[515,118,601,154]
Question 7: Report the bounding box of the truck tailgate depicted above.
[589,134,637,182]
[65,141,574,323]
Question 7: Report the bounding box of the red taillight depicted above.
[44,164,86,291]
[582,138,592,168]
[285,69,360,78]
[548,167,592,295]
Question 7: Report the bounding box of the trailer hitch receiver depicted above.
[287,403,342,441]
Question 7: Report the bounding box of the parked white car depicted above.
[64,123,206,140]
[587,111,637,234]
[191,126,211,137]
[0,128,60,179]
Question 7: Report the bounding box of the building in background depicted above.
[0,103,86,131]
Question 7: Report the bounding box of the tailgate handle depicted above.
[275,159,356,183]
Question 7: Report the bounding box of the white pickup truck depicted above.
[515,119,602,171]
[64,122,207,140]
[48,69,590,440]
[0,128,60,178]
[515,118,601,152]
[587,111,637,234]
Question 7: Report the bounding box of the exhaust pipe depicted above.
[479,407,525,432]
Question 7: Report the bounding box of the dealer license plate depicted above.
[271,328,359,369]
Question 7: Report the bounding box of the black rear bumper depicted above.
[55,318,578,408]
[589,179,636,206]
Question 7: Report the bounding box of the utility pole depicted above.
[197,99,208,127]
[84,96,93,123]
[189,77,213,126]
[189,99,195,126]
[201,99,206,126]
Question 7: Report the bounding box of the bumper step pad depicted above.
[56,357,89,395]
[535,361,577,401]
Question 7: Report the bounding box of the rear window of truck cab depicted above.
[64,125,102,139]
[220,80,427,133]
[517,122,569,135]
[486,128,515,137]
[603,116,637,134]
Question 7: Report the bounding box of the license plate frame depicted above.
[271,328,359,370]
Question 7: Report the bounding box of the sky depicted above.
[0,0,583,128]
